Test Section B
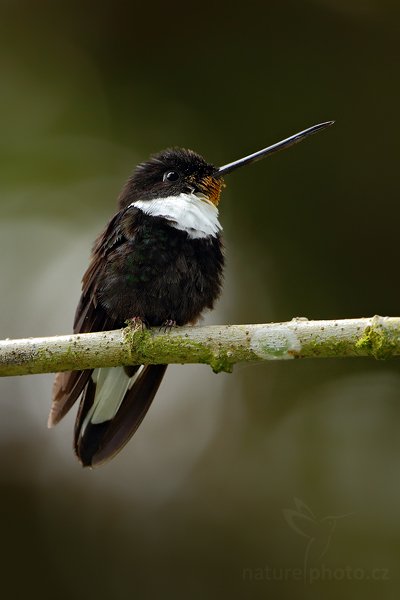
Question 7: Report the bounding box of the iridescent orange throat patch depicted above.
[199,176,225,206]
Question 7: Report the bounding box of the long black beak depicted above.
[215,121,334,177]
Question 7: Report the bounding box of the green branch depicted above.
[1,316,399,377]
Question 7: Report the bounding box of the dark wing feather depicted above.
[49,211,129,427]
[50,205,168,467]
[74,365,167,467]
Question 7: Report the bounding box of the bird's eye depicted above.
[163,170,180,182]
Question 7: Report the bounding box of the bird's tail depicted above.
[74,364,167,467]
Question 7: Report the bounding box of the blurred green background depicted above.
[1,0,400,598]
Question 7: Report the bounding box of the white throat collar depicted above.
[130,192,222,239]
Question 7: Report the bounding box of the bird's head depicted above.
[119,121,334,211]
[118,148,224,209]
[118,121,334,239]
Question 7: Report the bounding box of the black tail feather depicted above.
[48,369,93,427]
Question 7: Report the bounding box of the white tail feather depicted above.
[81,366,144,433]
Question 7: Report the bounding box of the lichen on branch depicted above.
[0,316,400,377]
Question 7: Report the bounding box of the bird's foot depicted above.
[160,319,177,333]
[128,316,147,331]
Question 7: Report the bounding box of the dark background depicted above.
[0,0,399,598]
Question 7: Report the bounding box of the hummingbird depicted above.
[49,121,333,467]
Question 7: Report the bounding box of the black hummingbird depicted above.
[49,121,333,467]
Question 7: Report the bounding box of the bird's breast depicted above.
[98,216,224,326]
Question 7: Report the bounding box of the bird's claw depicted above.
[160,319,176,333]
[128,316,147,331]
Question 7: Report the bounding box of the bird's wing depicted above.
[50,205,168,467]
[48,210,129,427]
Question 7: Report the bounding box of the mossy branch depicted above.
[1,316,400,377]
